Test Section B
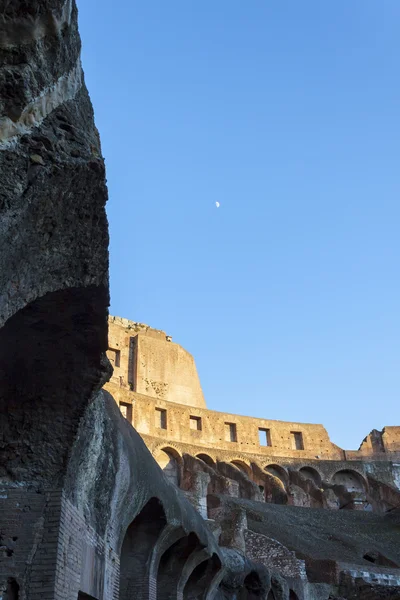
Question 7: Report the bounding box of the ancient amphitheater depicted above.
[1,2,400,600]
[106,315,400,517]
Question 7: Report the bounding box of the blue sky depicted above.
[78,1,399,450]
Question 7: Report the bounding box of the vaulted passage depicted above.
[240,572,265,600]
[157,533,201,600]
[157,448,181,486]
[120,498,167,600]
[183,554,221,600]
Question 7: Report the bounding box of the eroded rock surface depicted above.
[0,0,109,485]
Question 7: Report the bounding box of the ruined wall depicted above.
[107,317,400,466]
[107,387,343,460]
[106,316,206,408]
[0,0,110,486]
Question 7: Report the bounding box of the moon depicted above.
[215,202,220,208]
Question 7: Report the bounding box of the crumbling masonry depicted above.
[0,2,399,600]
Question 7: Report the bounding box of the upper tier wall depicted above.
[107,316,206,408]
[106,383,343,460]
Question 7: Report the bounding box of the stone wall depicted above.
[107,387,341,461]
[106,316,206,408]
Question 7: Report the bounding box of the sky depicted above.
[77,1,399,450]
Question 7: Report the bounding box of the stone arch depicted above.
[120,497,167,600]
[264,464,289,486]
[196,454,216,467]
[331,469,367,493]
[298,466,322,487]
[157,532,202,600]
[231,460,252,477]
[263,465,288,505]
[240,571,265,600]
[183,554,222,600]
[155,447,182,487]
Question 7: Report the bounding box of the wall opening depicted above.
[183,554,221,600]
[5,579,19,600]
[196,454,215,467]
[157,448,181,486]
[242,571,264,600]
[78,593,98,600]
[290,431,304,450]
[231,460,251,477]
[190,416,202,431]
[289,591,299,600]
[299,467,321,487]
[119,402,132,423]
[120,498,166,600]
[108,347,121,368]
[331,470,366,493]
[157,533,201,600]
[155,407,167,429]
[258,428,272,447]
[225,422,237,442]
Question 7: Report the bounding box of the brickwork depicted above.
[244,530,307,580]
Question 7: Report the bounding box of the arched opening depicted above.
[299,467,322,487]
[5,579,19,600]
[156,448,181,486]
[267,591,276,600]
[157,533,201,600]
[264,465,288,504]
[289,590,299,600]
[263,472,288,505]
[120,498,166,600]
[196,454,215,467]
[231,460,252,477]
[264,464,288,486]
[331,470,366,493]
[183,554,221,600]
[241,571,264,600]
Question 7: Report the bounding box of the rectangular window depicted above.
[291,431,304,450]
[190,416,202,431]
[108,348,121,368]
[225,422,237,443]
[155,407,167,429]
[258,428,272,447]
[119,402,132,423]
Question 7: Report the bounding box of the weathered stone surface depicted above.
[0,0,109,486]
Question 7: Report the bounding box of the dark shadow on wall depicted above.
[0,286,109,486]
[120,498,167,600]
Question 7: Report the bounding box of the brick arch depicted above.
[183,553,222,600]
[157,531,203,600]
[224,454,252,468]
[153,443,183,460]
[154,447,183,487]
[230,460,252,477]
[120,497,167,600]
[264,464,289,485]
[196,453,216,467]
[330,468,368,491]
[298,466,322,486]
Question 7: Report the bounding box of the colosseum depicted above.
[106,315,400,515]
[1,2,400,599]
